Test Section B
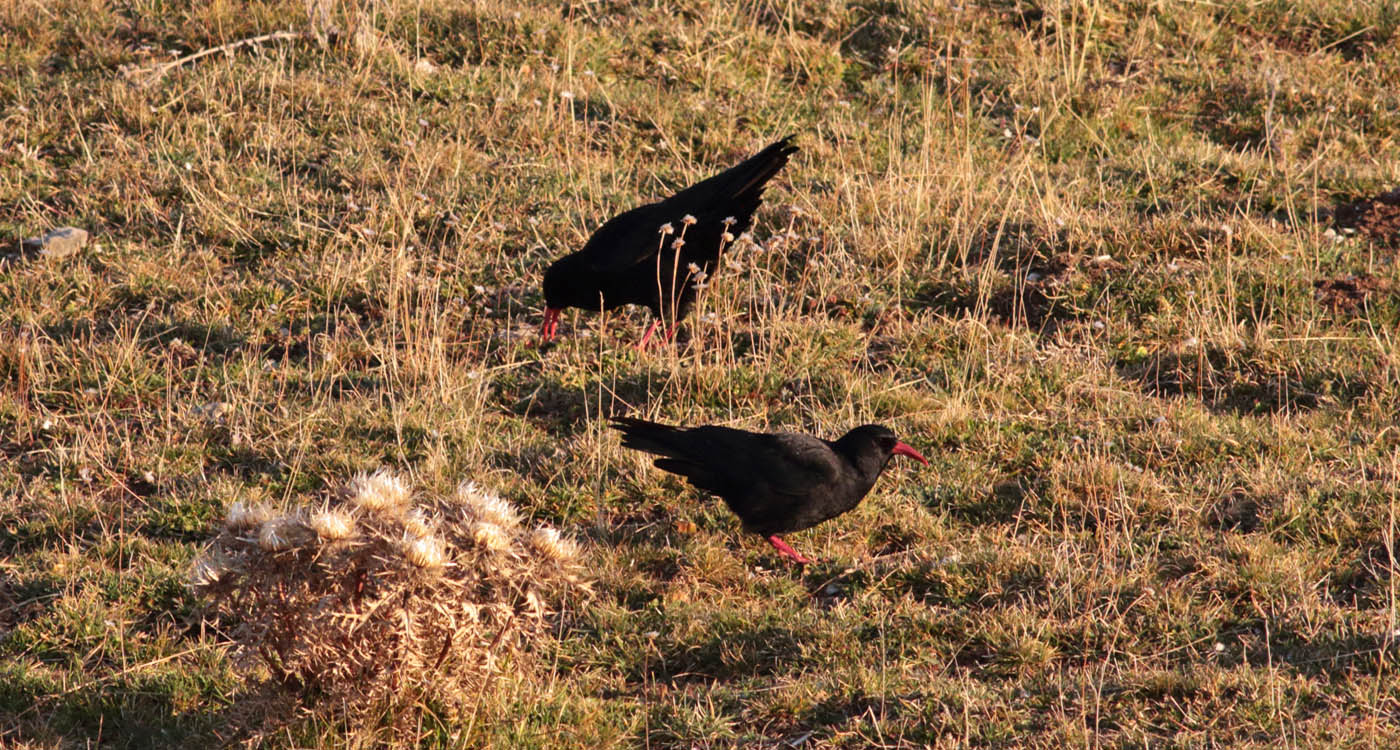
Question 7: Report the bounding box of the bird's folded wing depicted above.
[577,201,675,275]
[751,433,843,499]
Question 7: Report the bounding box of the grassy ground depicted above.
[3,0,1400,746]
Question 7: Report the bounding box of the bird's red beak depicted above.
[540,307,561,342]
[892,441,928,466]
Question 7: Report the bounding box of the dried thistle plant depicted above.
[191,470,587,734]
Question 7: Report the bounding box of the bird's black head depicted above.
[541,254,602,341]
[835,424,928,478]
[542,254,589,311]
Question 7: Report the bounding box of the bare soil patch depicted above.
[1313,274,1392,313]
[1332,189,1400,251]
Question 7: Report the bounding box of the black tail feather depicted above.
[672,136,797,212]
[613,417,729,496]
[611,417,687,458]
[729,135,799,200]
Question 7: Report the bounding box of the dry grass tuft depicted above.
[191,470,587,737]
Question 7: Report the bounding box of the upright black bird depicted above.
[611,417,927,564]
[541,136,798,347]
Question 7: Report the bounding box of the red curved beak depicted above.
[892,441,928,466]
[540,307,561,342]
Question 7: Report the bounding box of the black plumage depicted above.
[611,417,927,564]
[541,136,799,346]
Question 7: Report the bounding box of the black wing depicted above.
[572,202,677,276]
[581,137,798,275]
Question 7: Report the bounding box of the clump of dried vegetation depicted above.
[190,469,586,734]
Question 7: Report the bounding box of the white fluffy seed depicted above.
[528,527,578,563]
[402,508,434,538]
[189,556,225,587]
[457,482,520,528]
[227,501,272,531]
[403,534,446,568]
[257,519,296,551]
[472,521,510,552]
[307,508,356,541]
[348,469,410,513]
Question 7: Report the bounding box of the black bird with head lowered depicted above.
[611,417,927,565]
[541,136,798,347]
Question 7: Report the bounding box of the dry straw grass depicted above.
[191,469,586,736]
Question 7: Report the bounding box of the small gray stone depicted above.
[193,401,227,422]
[26,226,89,259]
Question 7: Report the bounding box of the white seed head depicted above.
[227,501,272,531]
[523,590,547,618]
[454,480,489,505]
[722,216,736,226]
[721,231,735,243]
[458,482,520,527]
[528,527,579,563]
[403,534,446,568]
[402,508,434,538]
[307,507,356,541]
[659,222,674,234]
[189,555,226,587]
[348,469,410,513]
[687,262,701,274]
[258,518,296,551]
[681,214,697,225]
[472,521,510,553]
[671,238,685,249]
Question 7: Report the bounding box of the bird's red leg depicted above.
[540,308,561,343]
[636,319,661,350]
[766,535,814,565]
